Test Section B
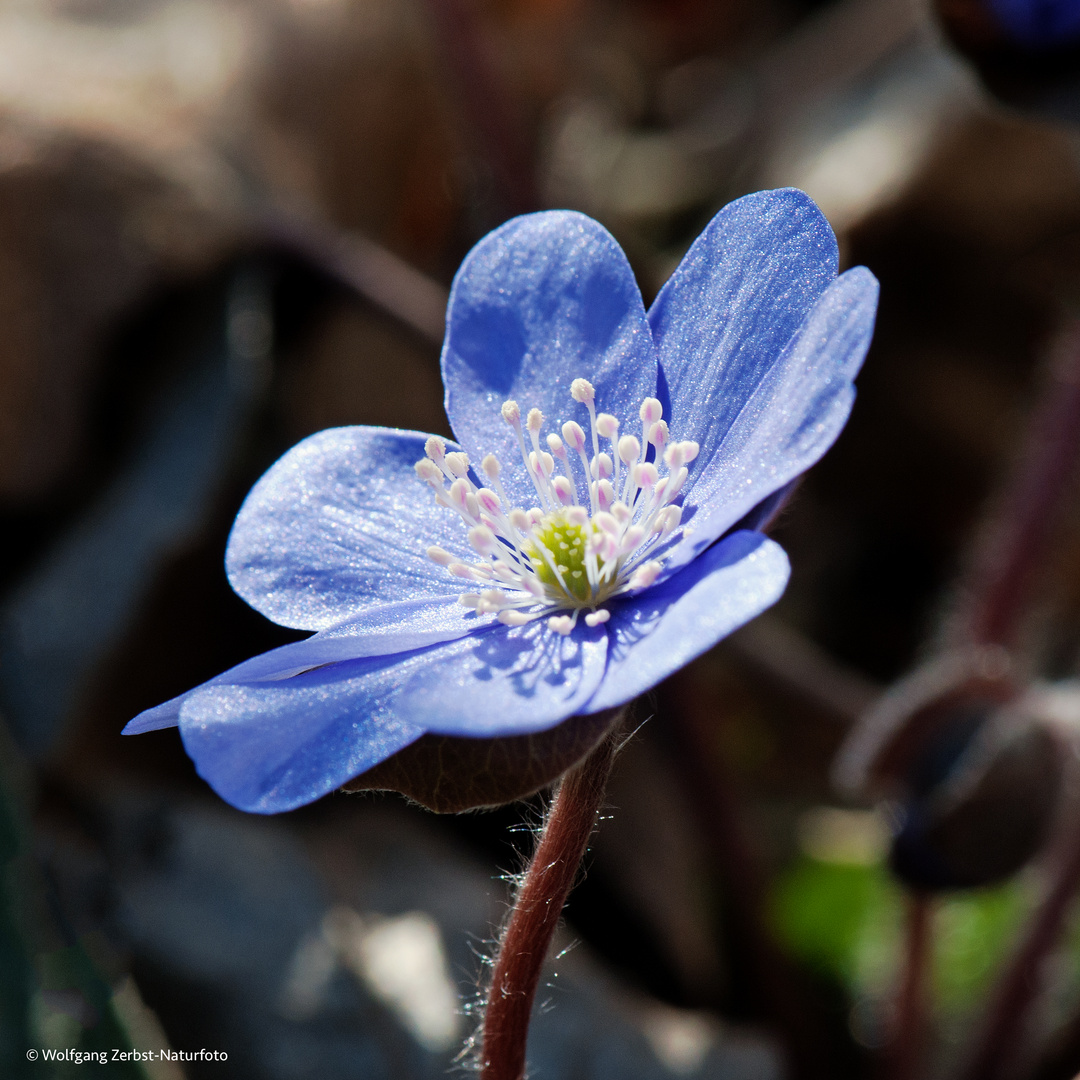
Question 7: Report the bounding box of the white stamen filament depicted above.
[416,380,696,633]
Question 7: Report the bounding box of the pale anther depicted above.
[618,435,640,464]
[415,459,441,483]
[445,452,470,477]
[422,375,692,633]
[499,610,533,626]
[562,421,586,452]
[640,397,662,424]
[628,561,662,589]
[468,526,497,555]
[596,413,619,439]
[570,378,595,404]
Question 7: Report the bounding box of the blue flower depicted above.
[124,188,878,814]
[986,0,1080,47]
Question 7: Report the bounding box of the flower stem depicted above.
[890,892,933,1080]
[961,804,1080,1080]
[479,718,623,1080]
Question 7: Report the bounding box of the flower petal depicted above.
[123,596,495,734]
[666,266,878,570]
[649,188,838,484]
[226,427,474,630]
[178,653,429,813]
[395,620,609,737]
[442,211,656,503]
[586,531,790,712]
[178,618,608,812]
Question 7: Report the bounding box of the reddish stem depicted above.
[961,809,1080,1080]
[948,319,1080,651]
[891,892,933,1080]
[479,721,621,1080]
[662,671,834,1079]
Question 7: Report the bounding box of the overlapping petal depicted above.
[179,653,429,813]
[123,595,497,734]
[666,266,879,569]
[179,618,608,811]
[127,188,878,816]
[226,428,472,630]
[442,211,656,505]
[649,189,838,486]
[396,621,608,737]
[587,531,789,711]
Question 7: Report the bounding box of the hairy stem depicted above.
[479,718,623,1080]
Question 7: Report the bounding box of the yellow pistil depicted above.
[525,512,601,603]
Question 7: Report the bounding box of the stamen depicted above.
[445,452,470,477]
[570,379,595,406]
[596,413,618,439]
[422,378,693,632]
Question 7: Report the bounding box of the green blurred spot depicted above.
[769,829,1031,1029]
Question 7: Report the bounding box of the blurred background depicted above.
[5,0,1080,1077]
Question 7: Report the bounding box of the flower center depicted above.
[415,378,698,635]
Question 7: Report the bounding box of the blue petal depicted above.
[666,267,878,571]
[586,531,790,712]
[179,653,430,814]
[178,618,608,812]
[988,0,1080,46]
[442,211,656,505]
[395,620,608,737]
[123,596,495,734]
[226,427,475,630]
[649,189,838,493]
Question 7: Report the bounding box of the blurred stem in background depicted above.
[891,893,933,1080]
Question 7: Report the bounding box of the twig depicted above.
[945,319,1080,651]
[960,804,1080,1080]
[727,612,880,725]
[890,892,933,1080]
[257,205,449,346]
[662,669,835,1080]
[479,718,623,1080]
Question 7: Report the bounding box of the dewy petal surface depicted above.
[442,211,656,503]
[226,428,472,630]
[179,652,431,814]
[123,596,495,734]
[395,621,608,737]
[667,266,878,569]
[179,619,607,812]
[587,531,790,712]
[648,188,838,483]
